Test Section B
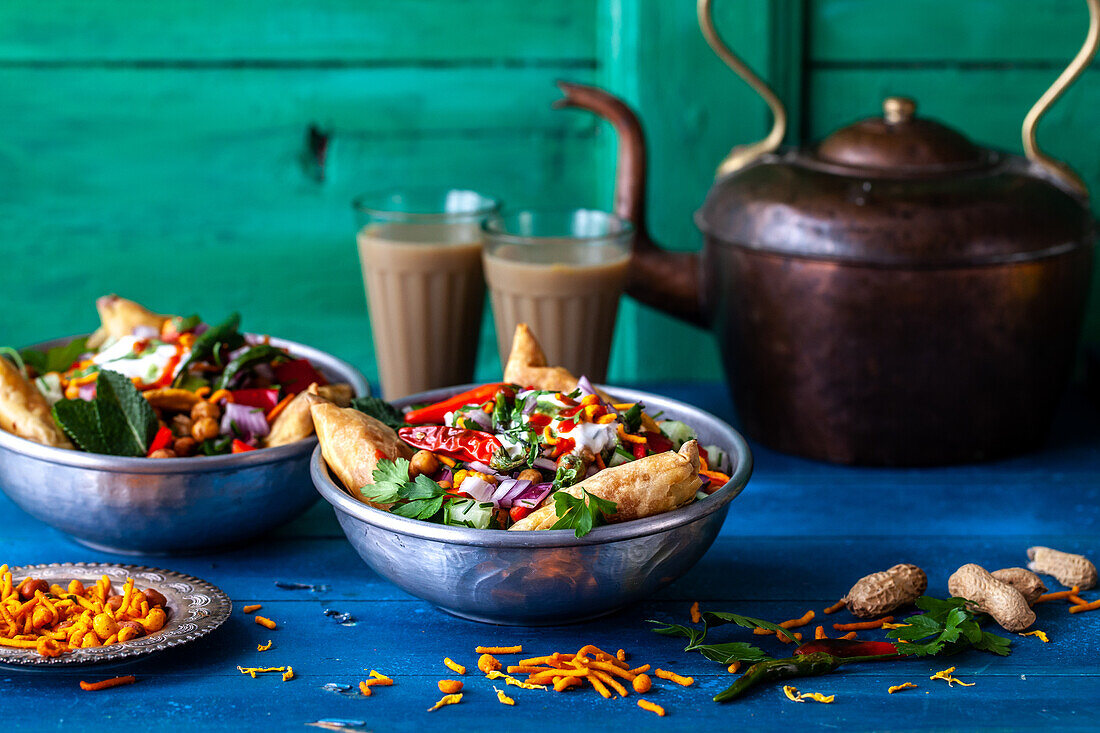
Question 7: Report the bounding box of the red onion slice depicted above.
[513,482,553,509]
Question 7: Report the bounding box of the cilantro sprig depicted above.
[361,458,449,520]
[887,596,1012,656]
[549,490,616,538]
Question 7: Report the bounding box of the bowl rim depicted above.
[311,385,753,548]
[0,332,370,473]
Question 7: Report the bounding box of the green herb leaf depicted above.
[646,619,773,664]
[361,458,448,521]
[172,313,242,387]
[702,611,803,643]
[362,458,412,503]
[169,314,202,333]
[549,490,616,538]
[491,391,511,430]
[350,396,406,431]
[20,336,89,375]
[887,596,1012,657]
[51,369,158,456]
[621,403,643,433]
[214,344,288,390]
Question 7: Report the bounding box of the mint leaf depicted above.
[50,369,158,456]
[51,399,110,453]
[21,336,89,375]
[350,395,405,430]
[550,490,616,538]
[93,370,159,456]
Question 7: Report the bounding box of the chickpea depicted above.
[408,450,441,479]
[191,417,219,442]
[170,414,193,437]
[106,595,125,611]
[141,608,168,634]
[173,437,197,457]
[17,577,48,601]
[516,468,543,484]
[191,401,220,421]
[143,588,168,608]
[93,613,119,641]
[149,448,177,459]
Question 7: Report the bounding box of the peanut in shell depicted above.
[843,563,927,618]
[948,563,1035,632]
[1026,546,1097,590]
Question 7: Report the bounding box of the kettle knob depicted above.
[883,97,916,125]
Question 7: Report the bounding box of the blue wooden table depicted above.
[3,383,1098,731]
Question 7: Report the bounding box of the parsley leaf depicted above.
[361,459,448,521]
[886,596,1012,657]
[51,369,158,456]
[549,490,616,538]
[350,395,406,430]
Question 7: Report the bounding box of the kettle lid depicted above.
[813,97,991,177]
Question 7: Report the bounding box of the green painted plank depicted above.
[595,0,796,381]
[809,0,1092,63]
[0,0,596,62]
[808,66,1100,345]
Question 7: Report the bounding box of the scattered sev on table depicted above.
[833,616,893,631]
[443,657,466,675]
[254,615,277,630]
[823,600,846,614]
[1069,598,1100,614]
[929,667,975,687]
[1036,586,1079,602]
[476,645,522,654]
[79,675,136,691]
[690,601,702,624]
[753,610,814,638]
[494,687,515,705]
[888,682,919,694]
[783,685,834,703]
[242,604,262,614]
[427,693,462,711]
[1020,630,1050,642]
[637,699,665,716]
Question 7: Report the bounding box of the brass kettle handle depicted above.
[697,0,786,178]
[1022,0,1099,197]
[701,0,1098,195]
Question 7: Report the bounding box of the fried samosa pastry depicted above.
[503,323,660,432]
[509,440,703,531]
[0,357,73,449]
[87,295,172,349]
[265,382,356,447]
[311,401,412,506]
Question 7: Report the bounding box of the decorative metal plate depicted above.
[0,563,231,667]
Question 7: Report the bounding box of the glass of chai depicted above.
[482,209,633,384]
[354,189,500,399]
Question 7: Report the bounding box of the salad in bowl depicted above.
[0,295,356,459]
[312,324,733,536]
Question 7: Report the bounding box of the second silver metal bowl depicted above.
[311,386,752,625]
[0,334,369,555]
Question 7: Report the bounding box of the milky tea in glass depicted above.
[354,190,499,399]
[482,210,632,384]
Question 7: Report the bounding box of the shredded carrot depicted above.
[655,668,694,687]
[637,699,666,716]
[1069,599,1100,614]
[1019,630,1050,642]
[727,661,741,674]
[929,666,975,687]
[839,631,858,640]
[888,682,918,694]
[79,675,136,691]
[494,687,515,705]
[690,601,702,624]
[237,666,287,678]
[265,393,295,422]
[1036,586,1080,602]
[476,645,522,654]
[282,667,294,682]
[242,604,262,614]
[427,693,462,711]
[823,600,846,614]
[833,616,893,631]
[254,616,277,630]
[257,640,273,651]
[443,657,466,675]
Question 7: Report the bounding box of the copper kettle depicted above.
[557,0,1099,465]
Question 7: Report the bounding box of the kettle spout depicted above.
[554,81,704,327]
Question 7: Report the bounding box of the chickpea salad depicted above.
[0,297,351,458]
[349,379,734,534]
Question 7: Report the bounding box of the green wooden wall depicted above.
[1,1,1096,386]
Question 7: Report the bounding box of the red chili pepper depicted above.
[404,383,510,425]
[558,406,582,419]
[146,426,173,457]
[397,426,501,463]
[231,439,256,454]
[793,639,899,658]
[558,419,576,433]
[528,413,551,430]
[231,388,280,411]
[509,506,531,523]
[273,358,328,396]
[645,432,673,454]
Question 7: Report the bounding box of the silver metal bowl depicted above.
[0,334,369,555]
[311,386,752,625]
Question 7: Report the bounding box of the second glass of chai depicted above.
[354,189,500,399]
[482,209,632,384]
